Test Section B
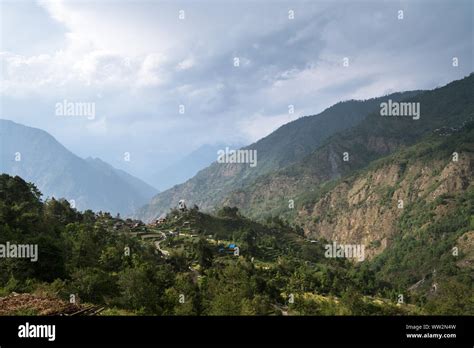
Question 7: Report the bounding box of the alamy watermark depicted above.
[217,147,257,167]
[18,322,55,341]
[380,99,420,120]
[55,99,95,120]
[0,242,38,262]
[324,242,365,261]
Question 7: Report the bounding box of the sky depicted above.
[0,0,472,183]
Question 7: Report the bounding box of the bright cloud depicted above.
[0,0,472,181]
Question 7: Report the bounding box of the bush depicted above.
[69,268,117,304]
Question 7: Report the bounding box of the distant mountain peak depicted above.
[0,120,157,216]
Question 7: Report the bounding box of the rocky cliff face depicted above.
[221,134,404,219]
[296,130,474,260]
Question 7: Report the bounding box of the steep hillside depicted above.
[138,91,420,221]
[297,122,473,255]
[292,123,474,312]
[0,120,157,215]
[221,74,474,220]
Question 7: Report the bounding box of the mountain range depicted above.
[0,119,158,216]
[0,74,472,316]
[136,90,421,221]
[138,74,474,266]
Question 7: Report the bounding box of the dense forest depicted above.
[0,173,471,315]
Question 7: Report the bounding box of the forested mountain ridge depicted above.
[221,74,474,221]
[137,91,421,221]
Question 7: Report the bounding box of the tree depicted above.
[341,287,369,315]
[70,267,117,304]
[425,280,474,315]
[117,263,174,314]
[194,237,213,269]
[163,273,200,315]
[217,206,240,218]
[0,174,43,232]
[239,229,257,257]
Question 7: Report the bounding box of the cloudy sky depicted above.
[0,0,472,182]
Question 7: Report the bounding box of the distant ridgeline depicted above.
[0,119,158,216]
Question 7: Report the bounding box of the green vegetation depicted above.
[0,174,422,316]
[1,118,472,316]
[138,90,424,222]
[370,187,474,314]
[218,74,474,222]
[293,122,474,315]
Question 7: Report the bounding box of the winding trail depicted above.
[155,231,170,257]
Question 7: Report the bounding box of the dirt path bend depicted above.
[155,232,170,256]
